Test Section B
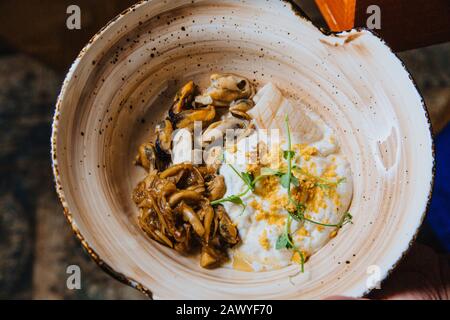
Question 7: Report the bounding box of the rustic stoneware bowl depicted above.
[52,0,434,299]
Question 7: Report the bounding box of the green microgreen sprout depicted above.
[274,115,306,272]
[210,162,265,214]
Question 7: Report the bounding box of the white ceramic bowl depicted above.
[52,0,434,299]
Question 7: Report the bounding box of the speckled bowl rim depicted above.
[51,0,435,299]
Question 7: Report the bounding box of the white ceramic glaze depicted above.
[52,0,434,299]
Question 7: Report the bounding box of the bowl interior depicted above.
[53,0,433,299]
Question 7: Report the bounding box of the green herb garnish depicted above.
[211,162,265,213]
[276,232,293,250]
[283,150,295,160]
[276,115,306,272]
[260,167,283,177]
[211,194,247,214]
[280,173,299,188]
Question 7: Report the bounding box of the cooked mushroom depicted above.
[182,166,205,188]
[133,75,254,269]
[168,190,204,207]
[154,229,174,248]
[195,74,254,107]
[172,105,216,130]
[196,165,217,176]
[143,171,177,197]
[138,200,174,248]
[200,245,226,269]
[155,119,173,157]
[138,196,169,232]
[186,184,206,194]
[160,163,193,179]
[202,118,246,145]
[206,175,226,201]
[235,122,255,142]
[200,247,217,268]
[173,223,193,254]
[229,99,255,120]
[170,80,196,115]
[215,205,239,245]
[132,181,147,204]
[198,202,215,242]
[134,161,239,268]
[134,143,160,172]
[175,202,205,237]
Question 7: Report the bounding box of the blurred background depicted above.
[0,0,448,299]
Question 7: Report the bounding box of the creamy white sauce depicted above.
[219,84,353,272]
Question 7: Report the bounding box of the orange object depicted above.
[314,0,450,51]
[315,0,356,31]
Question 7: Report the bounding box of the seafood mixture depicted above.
[133,73,353,271]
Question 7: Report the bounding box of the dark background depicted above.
[0,0,448,299]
